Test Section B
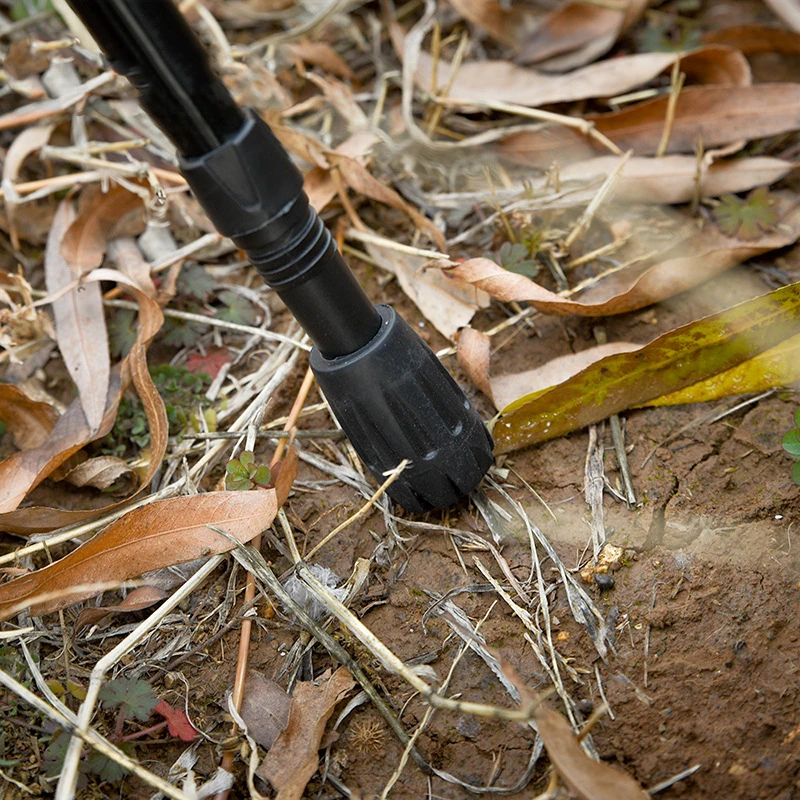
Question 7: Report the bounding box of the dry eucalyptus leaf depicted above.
[63,455,138,496]
[0,384,57,450]
[0,490,280,620]
[45,201,110,434]
[240,671,291,750]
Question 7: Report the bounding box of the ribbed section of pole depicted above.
[66,0,495,511]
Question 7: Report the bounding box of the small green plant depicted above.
[713,187,778,240]
[100,365,212,456]
[782,409,800,485]
[496,241,539,278]
[225,451,271,491]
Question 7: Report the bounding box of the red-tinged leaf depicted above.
[0,384,57,450]
[184,346,232,380]
[60,184,143,273]
[438,194,800,319]
[153,700,197,741]
[45,201,110,433]
[257,668,355,800]
[0,490,280,619]
[493,282,800,454]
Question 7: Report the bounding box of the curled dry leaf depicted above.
[45,201,110,434]
[558,155,795,205]
[240,671,291,750]
[518,0,649,72]
[702,24,800,55]
[72,585,169,638]
[0,267,167,534]
[367,245,489,340]
[62,455,138,496]
[283,40,355,81]
[535,706,649,800]
[0,490,279,620]
[493,282,800,453]
[446,0,532,49]
[0,384,57,450]
[417,45,749,108]
[257,667,355,800]
[60,183,144,273]
[501,83,800,163]
[438,195,800,318]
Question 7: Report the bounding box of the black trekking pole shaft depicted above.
[67,0,494,511]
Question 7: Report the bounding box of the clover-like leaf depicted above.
[251,465,271,488]
[216,290,257,326]
[98,677,158,722]
[498,241,539,278]
[225,459,251,491]
[713,187,778,240]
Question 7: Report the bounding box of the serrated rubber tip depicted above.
[310,305,494,512]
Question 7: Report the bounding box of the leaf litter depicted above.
[1,1,800,799]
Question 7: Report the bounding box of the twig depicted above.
[185,429,344,441]
[648,764,702,794]
[655,60,686,158]
[304,459,409,560]
[345,227,449,260]
[563,150,631,250]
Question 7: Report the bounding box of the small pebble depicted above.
[595,573,615,591]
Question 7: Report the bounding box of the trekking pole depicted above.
[65,0,494,511]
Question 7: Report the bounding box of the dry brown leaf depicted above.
[63,455,138,496]
[518,0,649,71]
[446,0,532,48]
[0,384,57,450]
[240,671,291,750]
[0,267,166,533]
[3,40,51,79]
[45,201,110,433]
[72,585,169,638]
[559,155,795,205]
[456,327,494,403]
[420,45,749,107]
[438,195,800,317]
[457,330,639,410]
[499,83,800,163]
[0,490,279,620]
[329,153,446,250]
[257,667,355,800]
[366,245,490,339]
[764,0,800,32]
[702,24,800,55]
[535,706,649,800]
[60,184,143,273]
[283,40,355,81]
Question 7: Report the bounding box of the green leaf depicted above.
[87,750,127,784]
[161,317,209,348]
[216,290,257,326]
[783,428,800,459]
[713,188,778,240]
[251,465,271,487]
[793,460,800,485]
[495,282,800,454]
[178,264,216,301]
[795,408,800,428]
[498,242,539,278]
[99,677,158,722]
[239,451,255,467]
[107,308,138,360]
[225,459,251,491]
